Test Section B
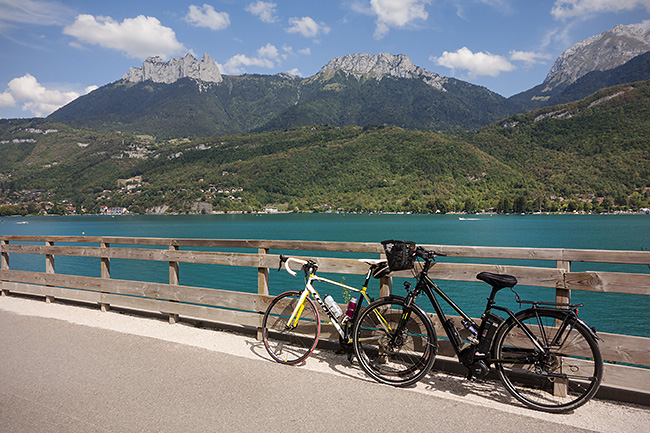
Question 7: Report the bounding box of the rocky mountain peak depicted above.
[319,53,448,91]
[544,23,650,89]
[123,53,222,84]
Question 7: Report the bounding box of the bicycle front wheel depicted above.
[353,296,437,387]
[493,309,603,413]
[262,291,320,365]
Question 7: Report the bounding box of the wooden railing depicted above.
[1,236,649,404]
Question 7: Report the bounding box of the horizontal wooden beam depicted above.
[3,244,650,295]
[423,244,650,265]
[0,236,382,254]
[565,271,650,295]
[3,235,650,265]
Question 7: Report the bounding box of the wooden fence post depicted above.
[556,260,571,304]
[45,241,55,303]
[1,240,8,296]
[257,248,270,340]
[168,245,180,324]
[379,276,392,297]
[554,259,571,397]
[100,242,111,312]
[379,249,392,297]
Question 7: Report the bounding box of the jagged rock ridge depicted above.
[319,53,448,91]
[544,23,650,89]
[123,53,222,84]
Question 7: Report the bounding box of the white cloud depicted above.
[63,14,186,60]
[551,0,650,20]
[286,16,330,38]
[246,1,278,23]
[432,47,515,78]
[258,42,280,60]
[0,0,74,29]
[0,74,95,117]
[509,50,552,65]
[298,47,311,55]
[370,0,431,39]
[220,43,283,74]
[219,41,313,75]
[0,91,16,107]
[286,68,303,77]
[221,55,274,74]
[185,4,230,30]
[282,45,294,56]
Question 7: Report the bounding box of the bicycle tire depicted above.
[262,291,320,365]
[493,308,603,413]
[353,296,437,387]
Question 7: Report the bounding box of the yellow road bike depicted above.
[262,254,436,387]
[262,255,387,365]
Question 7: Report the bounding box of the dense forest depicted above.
[1,81,649,216]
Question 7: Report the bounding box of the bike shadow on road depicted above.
[246,337,517,407]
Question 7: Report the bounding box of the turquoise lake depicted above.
[1,213,649,337]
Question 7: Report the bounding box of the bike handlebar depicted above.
[415,246,447,260]
[278,255,309,277]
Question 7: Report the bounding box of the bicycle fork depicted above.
[285,289,311,330]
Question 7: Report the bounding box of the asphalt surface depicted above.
[1,296,648,433]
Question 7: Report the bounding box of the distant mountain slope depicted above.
[510,51,650,108]
[510,23,650,109]
[545,24,650,88]
[259,67,512,132]
[48,53,516,137]
[48,74,302,137]
[549,51,650,104]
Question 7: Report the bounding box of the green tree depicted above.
[464,197,476,213]
[602,197,614,212]
[514,195,527,213]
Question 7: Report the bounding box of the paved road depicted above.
[1,297,647,433]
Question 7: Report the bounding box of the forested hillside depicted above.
[1,80,649,215]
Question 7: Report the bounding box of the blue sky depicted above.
[1,0,649,119]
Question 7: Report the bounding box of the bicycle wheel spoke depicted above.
[262,291,320,365]
[353,297,437,387]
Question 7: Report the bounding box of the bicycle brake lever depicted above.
[278,254,287,272]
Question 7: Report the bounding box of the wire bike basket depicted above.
[381,240,417,271]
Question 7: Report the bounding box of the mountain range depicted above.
[48,23,650,138]
[3,78,648,215]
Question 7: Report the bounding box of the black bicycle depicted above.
[352,240,603,413]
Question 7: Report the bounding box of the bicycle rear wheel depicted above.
[262,291,320,365]
[493,309,603,413]
[353,296,437,387]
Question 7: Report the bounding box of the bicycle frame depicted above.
[405,258,555,362]
[284,258,379,342]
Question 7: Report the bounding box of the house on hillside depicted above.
[100,206,128,216]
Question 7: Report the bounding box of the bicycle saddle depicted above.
[358,259,390,278]
[476,272,517,289]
